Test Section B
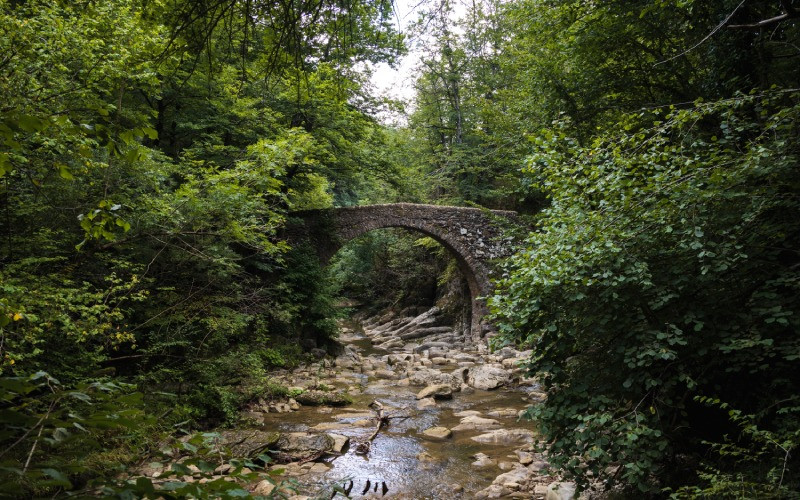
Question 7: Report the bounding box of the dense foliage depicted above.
[0,0,410,494]
[492,92,800,496]
[482,0,800,496]
[2,0,799,497]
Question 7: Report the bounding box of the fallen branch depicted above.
[353,401,412,455]
[367,400,386,442]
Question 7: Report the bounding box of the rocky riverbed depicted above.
[250,307,579,499]
[140,306,579,499]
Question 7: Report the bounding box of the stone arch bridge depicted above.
[287,203,520,340]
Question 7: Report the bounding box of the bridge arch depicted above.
[288,203,517,340]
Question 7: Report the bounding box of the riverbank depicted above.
[135,306,579,499]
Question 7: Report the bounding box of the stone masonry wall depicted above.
[288,203,520,341]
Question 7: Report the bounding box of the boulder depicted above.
[253,480,276,496]
[328,433,349,454]
[422,426,452,440]
[515,450,534,465]
[486,408,519,418]
[416,384,453,400]
[217,429,280,458]
[452,415,502,432]
[471,428,536,446]
[293,390,351,407]
[546,482,577,500]
[453,410,482,417]
[467,365,511,390]
[374,369,397,379]
[407,368,461,389]
[274,432,334,461]
[492,465,530,491]
[471,453,497,468]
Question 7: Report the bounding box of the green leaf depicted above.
[42,468,72,488]
[17,114,47,133]
[141,127,158,140]
[0,153,11,177]
[58,164,75,180]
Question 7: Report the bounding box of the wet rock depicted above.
[274,432,334,461]
[471,428,536,446]
[471,453,497,468]
[217,429,280,458]
[467,365,511,390]
[487,408,520,418]
[309,462,330,474]
[407,368,461,389]
[288,398,301,411]
[293,390,351,407]
[454,410,482,417]
[310,422,347,431]
[546,482,576,500]
[416,384,453,400]
[452,415,502,432]
[329,433,349,453]
[422,426,452,440]
[417,397,437,409]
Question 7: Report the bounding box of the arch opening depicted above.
[326,227,475,340]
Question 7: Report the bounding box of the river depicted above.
[255,314,555,499]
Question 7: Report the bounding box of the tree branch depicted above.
[728,0,799,29]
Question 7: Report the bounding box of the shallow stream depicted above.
[259,323,540,499]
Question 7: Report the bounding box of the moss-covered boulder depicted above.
[294,390,351,406]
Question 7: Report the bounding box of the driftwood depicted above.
[353,400,410,455]
[367,400,386,442]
